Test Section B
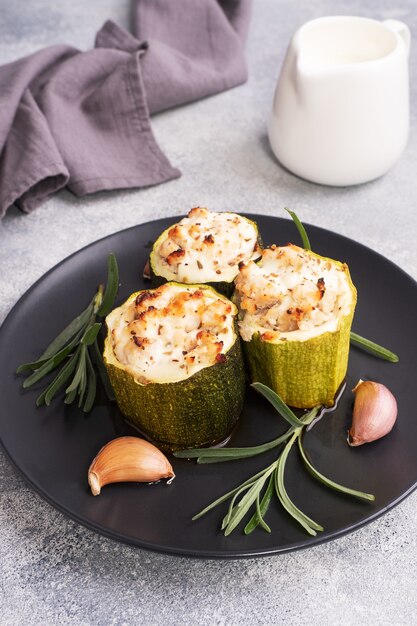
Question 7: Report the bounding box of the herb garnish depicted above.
[285,208,311,250]
[17,253,119,412]
[285,208,399,363]
[175,384,374,536]
[349,331,399,363]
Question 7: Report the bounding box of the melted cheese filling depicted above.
[106,283,236,384]
[151,207,261,283]
[235,244,354,342]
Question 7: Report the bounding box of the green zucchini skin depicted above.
[243,311,353,408]
[105,334,245,452]
[239,255,356,409]
[147,216,263,299]
[103,286,246,452]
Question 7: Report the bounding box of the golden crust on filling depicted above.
[235,244,353,342]
[151,208,261,283]
[107,283,236,383]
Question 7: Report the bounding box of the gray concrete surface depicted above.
[1,1,416,625]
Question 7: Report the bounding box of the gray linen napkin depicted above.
[0,0,252,218]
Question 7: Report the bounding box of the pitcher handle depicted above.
[383,19,411,56]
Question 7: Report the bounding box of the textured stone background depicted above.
[0,1,416,625]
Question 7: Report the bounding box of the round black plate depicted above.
[1,215,416,558]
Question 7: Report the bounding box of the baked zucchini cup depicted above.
[104,282,245,451]
[234,244,357,408]
[146,207,261,297]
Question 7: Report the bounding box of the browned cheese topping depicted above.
[151,207,261,283]
[234,244,354,342]
[106,283,236,383]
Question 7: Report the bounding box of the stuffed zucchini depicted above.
[104,283,245,451]
[146,207,261,297]
[234,244,357,408]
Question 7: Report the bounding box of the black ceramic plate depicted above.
[1,215,416,559]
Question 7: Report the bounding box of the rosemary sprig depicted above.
[187,385,374,537]
[286,209,400,363]
[17,253,119,412]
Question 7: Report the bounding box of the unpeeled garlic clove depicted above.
[348,379,398,447]
[88,436,175,496]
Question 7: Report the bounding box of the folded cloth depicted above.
[0,0,252,218]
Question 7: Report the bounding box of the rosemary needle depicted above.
[285,208,311,250]
[175,430,292,462]
[98,254,119,317]
[350,331,399,363]
[298,433,375,501]
[251,382,305,428]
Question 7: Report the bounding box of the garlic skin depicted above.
[88,436,175,496]
[348,379,398,447]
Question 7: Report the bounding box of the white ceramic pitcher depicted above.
[268,16,410,186]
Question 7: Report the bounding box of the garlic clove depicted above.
[348,379,398,447]
[88,436,175,496]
